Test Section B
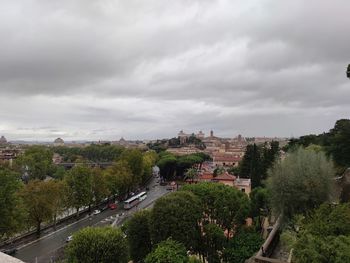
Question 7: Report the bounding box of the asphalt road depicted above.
[15,177,168,263]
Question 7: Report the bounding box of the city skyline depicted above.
[1,1,349,140]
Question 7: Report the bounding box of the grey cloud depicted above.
[0,0,349,140]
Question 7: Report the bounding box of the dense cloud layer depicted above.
[0,0,349,140]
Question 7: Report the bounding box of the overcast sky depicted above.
[0,0,349,141]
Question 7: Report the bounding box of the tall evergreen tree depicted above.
[239,144,262,188]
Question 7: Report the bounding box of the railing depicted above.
[246,216,290,263]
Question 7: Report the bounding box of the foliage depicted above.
[105,160,133,199]
[157,152,210,180]
[284,119,350,169]
[239,142,280,188]
[15,146,54,180]
[184,168,198,182]
[149,191,202,252]
[202,223,225,263]
[91,168,110,205]
[157,154,177,180]
[250,187,269,229]
[65,165,93,215]
[52,165,66,180]
[124,210,152,263]
[142,151,158,183]
[66,227,128,263]
[120,149,144,186]
[266,147,335,220]
[293,203,350,263]
[181,182,250,234]
[239,144,262,188]
[46,180,67,227]
[222,228,263,263]
[327,119,350,168]
[19,180,57,234]
[145,239,189,263]
[294,234,350,263]
[53,144,124,162]
[0,169,25,238]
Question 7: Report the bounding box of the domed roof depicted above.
[54,137,64,143]
[0,136,7,144]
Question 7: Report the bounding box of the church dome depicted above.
[54,138,64,144]
[0,136,7,144]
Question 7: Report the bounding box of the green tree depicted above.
[91,168,109,205]
[120,149,144,187]
[250,187,269,229]
[142,151,158,183]
[327,119,350,168]
[65,165,93,216]
[202,223,225,263]
[222,228,263,263]
[150,191,202,253]
[239,144,263,188]
[124,210,152,263]
[293,203,350,263]
[267,147,335,220]
[105,160,133,200]
[184,168,198,183]
[15,146,54,180]
[181,182,250,235]
[0,169,25,238]
[157,154,177,180]
[145,239,189,263]
[46,180,66,229]
[19,180,56,234]
[52,165,66,180]
[66,227,128,263]
[261,141,279,180]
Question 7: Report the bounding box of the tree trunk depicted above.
[53,213,57,230]
[36,221,41,236]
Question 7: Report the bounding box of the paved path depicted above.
[15,177,168,263]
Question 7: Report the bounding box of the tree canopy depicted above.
[124,210,152,263]
[145,239,189,263]
[149,191,202,252]
[267,147,335,220]
[0,169,25,238]
[293,203,350,263]
[66,227,128,263]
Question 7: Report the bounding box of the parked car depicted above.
[66,235,73,243]
[93,209,101,215]
[108,203,117,210]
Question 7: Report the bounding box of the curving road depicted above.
[15,177,168,263]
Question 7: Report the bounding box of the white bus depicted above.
[123,191,147,209]
[137,191,147,201]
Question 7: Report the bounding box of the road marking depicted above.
[17,215,90,250]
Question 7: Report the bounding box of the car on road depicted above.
[108,203,117,210]
[66,235,73,243]
[93,209,101,215]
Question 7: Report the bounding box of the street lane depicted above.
[15,177,168,263]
